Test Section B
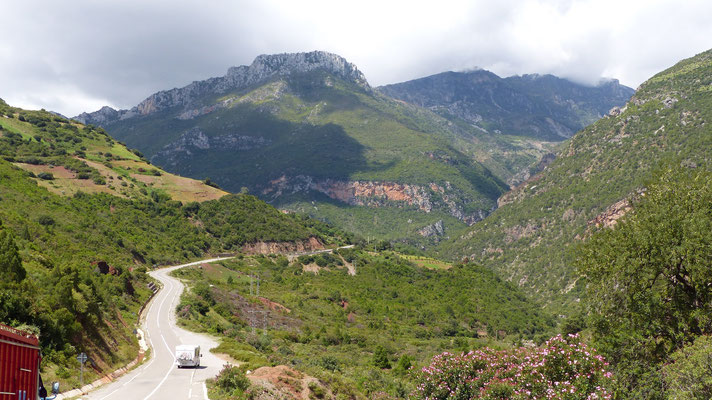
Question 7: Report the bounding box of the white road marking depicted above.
[203,382,208,400]
[142,361,174,400]
[160,333,175,359]
[155,278,173,329]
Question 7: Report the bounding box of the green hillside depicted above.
[78,52,509,243]
[172,249,553,398]
[439,48,712,311]
[0,100,347,391]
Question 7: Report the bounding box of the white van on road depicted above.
[175,344,201,368]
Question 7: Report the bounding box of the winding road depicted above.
[76,245,352,399]
[80,258,234,400]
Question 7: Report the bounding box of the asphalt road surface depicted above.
[81,258,233,400]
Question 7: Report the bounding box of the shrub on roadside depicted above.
[412,334,612,400]
[211,364,250,399]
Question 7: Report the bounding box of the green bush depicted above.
[393,354,412,375]
[319,355,340,372]
[37,172,54,180]
[308,382,326,399]
[214,364,250,394]
[37,215,55,226]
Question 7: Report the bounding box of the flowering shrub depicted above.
[412,334,612,400]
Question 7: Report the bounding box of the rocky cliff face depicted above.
[220,52,369,93]
[75,51,370,124]
[263,175,490,225]
[155,127,272,162]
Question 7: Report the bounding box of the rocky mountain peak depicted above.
[75,51,370,124]
[222,51,370,91]
[74,105,119,125]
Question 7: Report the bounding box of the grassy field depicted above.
[399,255,451,270]
[0,108,228,203]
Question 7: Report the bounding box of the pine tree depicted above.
[0,223,25,282]
[373,345,391,369]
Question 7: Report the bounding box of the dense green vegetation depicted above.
[578,166,712,398]
[440,48,712,311]
[172,249,553,398]
[208,364,252,399]
[0,101,348,392]
[193,194,344,246]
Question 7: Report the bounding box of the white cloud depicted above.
[0,0,711,116]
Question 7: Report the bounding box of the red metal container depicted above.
[0,323,41,400]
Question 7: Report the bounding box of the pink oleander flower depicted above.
[411,334,612,400]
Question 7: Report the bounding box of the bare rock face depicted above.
[316,180,434,212]
[154,128,271,166]
[75,51,370,125]
[262,175,491,224]
[588,198,633,229]
[418,220,445,238]
[241,237,325,255]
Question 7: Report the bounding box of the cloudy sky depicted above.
[2,0,711,116]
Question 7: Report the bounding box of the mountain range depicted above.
[379,70,634,140]
[76,51,632,243]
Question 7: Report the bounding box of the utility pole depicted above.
[262,311,267,335]
[247,310,256,334]
[77,352,88,388]
[256,274,260,297]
